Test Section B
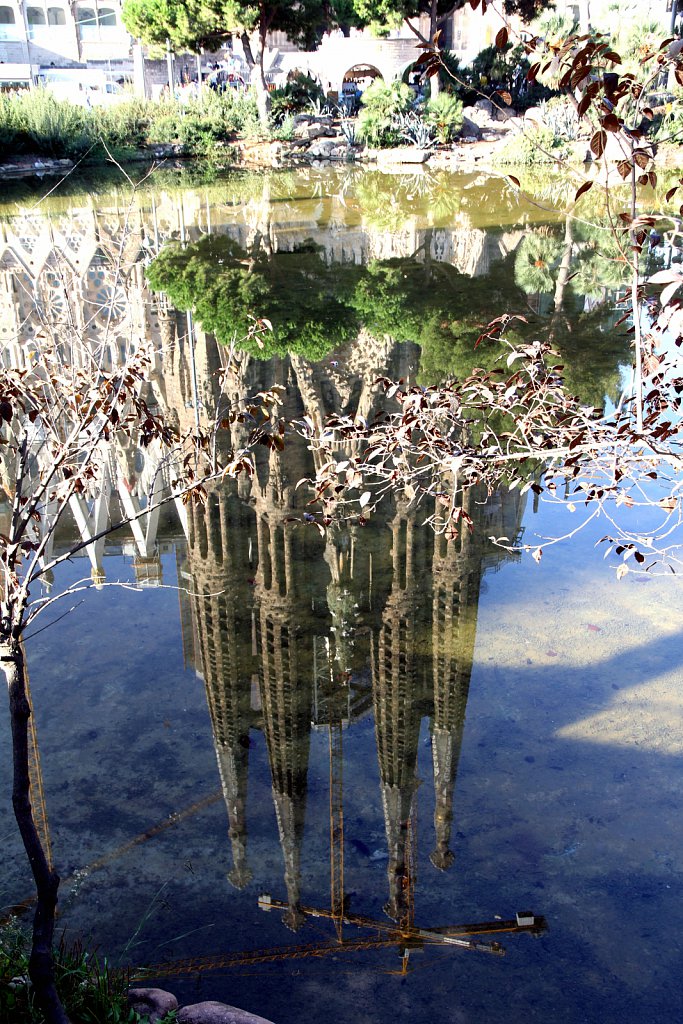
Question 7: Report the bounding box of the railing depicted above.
[77,25,123,42]
[0,25,24,41]
[27,25,71,42]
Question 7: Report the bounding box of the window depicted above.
[76,6,96,38]
[0,6,15,23]
[26,7,46,25]
[47,7,66,24]
[76,5,116,37]
[76,6,96,25]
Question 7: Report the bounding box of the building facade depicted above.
[0,0,130,82]
[0,3,525,93]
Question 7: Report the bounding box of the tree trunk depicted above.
[241,30,271,125]
[2,641,70,1024]
[552,216,574,315]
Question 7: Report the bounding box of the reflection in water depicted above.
[178,334,527,948]
[0,168,643,997]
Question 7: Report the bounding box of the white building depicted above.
[0,0,131,87]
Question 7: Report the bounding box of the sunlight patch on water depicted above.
[556,677,683,754]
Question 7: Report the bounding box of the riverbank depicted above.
[1,99,681,183]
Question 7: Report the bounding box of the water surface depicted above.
[1,166,682,1024]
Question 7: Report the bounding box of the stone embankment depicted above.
[129,986,277,1024]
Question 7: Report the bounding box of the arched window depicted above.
[76,6,96,24]
[98,7,116,26]
[26,7,46,25]
[47,7,66,24]
[0,6,16,23]
[76,5,96,38]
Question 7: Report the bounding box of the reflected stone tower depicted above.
[252,359,327,930]
[371,495,433,923]
[187,480,257,890]
[429,484,526,870]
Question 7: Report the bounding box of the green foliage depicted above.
[350,259,433,339]
[470,43,515,86]
[0,90,91,161]
[270,114,295,141]
[91,98,156,149]
[536,96,582,142]
[551,305,630,409]
[122,0,235,54]
[357,78,413,148]
[514,232,563,294]
[344,0,551,33]
[495,124,571,166]
[425,92,463,144]
[172,92,247,151]
[123,0,333,59]
[147,236,360,359]
[653,90,683,144]
[458,42,538,107]
[269,72,324,123]
[530,8,578,43]
[0,921,142,1024]
[0,90,263,162]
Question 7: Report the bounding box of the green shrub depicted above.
[0,95,19,161]
[425,92,464,143]
[0,89,263,163]
[0,89,93,159]
[495,124,570,166]
[537,96,582,141]
[271,114,295,141]
[269,72,324,123]
[357,78,414,148]
[93,98,153,149]
[145,108,181,145]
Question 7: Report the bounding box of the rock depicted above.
[474,98,494,117]
[308,137,343,159]
[294,123,333,142]
[177,1002,276,1024]
[462,104,494,128]
[523,106,544,126]
[292,113,331,128]
[128,987,178,1023]
[460,115,482,140]
[493,105,515,122]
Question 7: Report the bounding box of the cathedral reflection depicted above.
[0,183,536,936]
[179,337,525,933]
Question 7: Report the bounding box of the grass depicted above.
[0,88,262,164]
[0,919,176,1024]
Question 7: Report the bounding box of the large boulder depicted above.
[128,987,178,1023]
[292,113,331,128]
[462,103,495,128]
[375,147,431,165]
[294,122,335,142]
[178,1002,276,1024]
[459,115,483,140]
[474,97,494,117]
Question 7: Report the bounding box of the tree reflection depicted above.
[147,236,360,360]
[148,224,630,410]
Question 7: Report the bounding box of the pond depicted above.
[2,165,683,1024]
